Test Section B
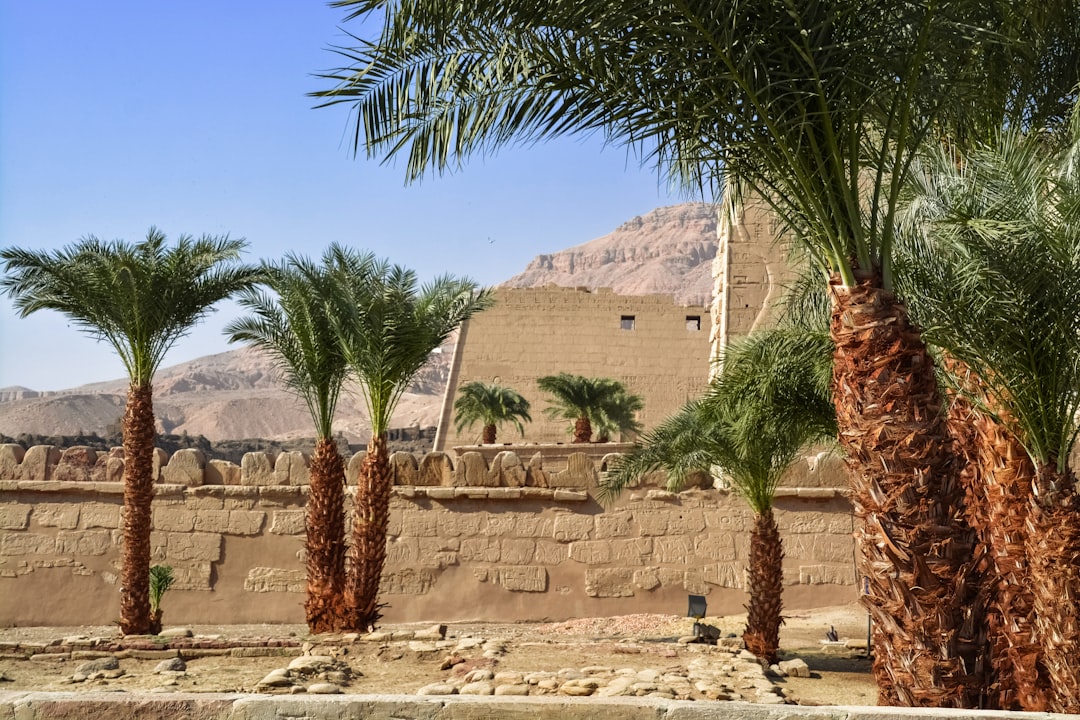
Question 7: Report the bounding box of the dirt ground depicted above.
[0,604,877,707]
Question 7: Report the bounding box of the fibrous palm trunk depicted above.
[343,434,392,631]
[481,424,496,445]
[1026,464,1080,713]
[119,382,155,636]
[572,416,591,443]
[305,436,347,633]
[743,508,784,665]
[830,276,983,707]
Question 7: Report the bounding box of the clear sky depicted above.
[0,2,684,391]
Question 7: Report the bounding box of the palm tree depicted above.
[0,229,258,634]
[592,387,644,443]
[225,252,351,634]
[323,245,492,631]
[603,326,835,665]
[314,1,1077,704]
[896,119,1080,713]
[453,381,531,444]
[537,374,638,443]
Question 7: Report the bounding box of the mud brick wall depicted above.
[435,287,713,450]
[0,443,856,626]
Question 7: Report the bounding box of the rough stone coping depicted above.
[0,480,589,502]
[772,487,846,499]
[1,693,1075,720]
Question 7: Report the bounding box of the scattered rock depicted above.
[417,682,459,695]
[154,657,187,673]
[75,656,119,675]
[778,658,811,678]
[158,628,193,639]
[307,682,342,694]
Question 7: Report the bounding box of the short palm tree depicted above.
[453,381,531,444]
[592,387,644,443]
[603,326,835,665]
[324,245,492,631]
[537,374,638,443]
[226,252,351,634]
[0,229,258,634]
[897,119,1080,713]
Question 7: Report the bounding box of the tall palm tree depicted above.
[537,374,638,443]
[225,252,352,634]
[453,381,531,444]
[323,245,492,631]
[603,326,836,665]
[897,119,1080,713]
[314,1,1077,704]
[0,229,258,634]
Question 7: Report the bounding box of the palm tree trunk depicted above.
[482,424,496,444]
[572,416,591,443]
[830,275,983,707]
[343,433,392,632]
[743,508,783,665]
[119,382,155,635]
[305,436,347,633]
[1026,464,1080,713]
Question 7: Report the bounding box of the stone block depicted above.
[227,510,266,535]
[491,451,526,487]
[401,510,439,537]
[55,530,112,556]
[153,508,196,532]
[52,446,97,482]
[525,452,549,488]
[389,452,418,485]
[193,510,230,533]
[633,567,661,591]
[0,532,55,556]
[499,539,534,565]
[652,536,693,564]
[569,540,611,565]
[417,452,454,486]
[79,503,120,530]
[205,459,241,486]
[667,510,706,534]
[552,514,592,542]
[171,562,213,591]
[244,567,305,593]
[683,570,708,594]
[20,445,61,481]
[549,453,595,490]
[241,452,277,486]
[160,449,206,487]
[458,451,495,487]
[151,447,168,483]
[553,489,587,502]
[594,512,633,539]
[165,532,221,562]
[385,537,420,564]
[35,504,81,529]
[269,511,305,536]
[459,538,501,563]
[486,513,550,538]
[274,451,310,486]
[703,562,744,589]
[0,504,31,530]
[798,563,854,585]
[585,568,634,598]
[694,534,737,562]
[221,485,259,509]
[610,537,652,565]
[631,510,669,537]
[484,487,522,500]
[345,452,365,485]
[0,444,25,480]
[533,540,567,565]
[381,567,435,595]
[498,566,547,592]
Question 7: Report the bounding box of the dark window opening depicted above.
[620,315,636,330]
[686,315,701,331]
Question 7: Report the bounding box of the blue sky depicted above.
[0,2,684,391]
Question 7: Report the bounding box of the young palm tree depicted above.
[537,374,637,443]
[897,120,1080,713]
[315,1,1077,703]
[225,252,352,634]
[0,229,258,634]
[453,381,531,444]
[323,245,492,631]
[603,326,836,665]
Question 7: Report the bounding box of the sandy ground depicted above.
[0,604,877,706]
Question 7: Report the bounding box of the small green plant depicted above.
[148,564,176,635]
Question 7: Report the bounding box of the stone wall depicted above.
[0,443,856,626]
[435,287,713,450]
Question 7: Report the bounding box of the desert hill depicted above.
[0,203,718,442]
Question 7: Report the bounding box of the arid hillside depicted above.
[0,203,718,441]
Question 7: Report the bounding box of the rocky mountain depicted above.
[502,203,717,306]
[0,203,717,442]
